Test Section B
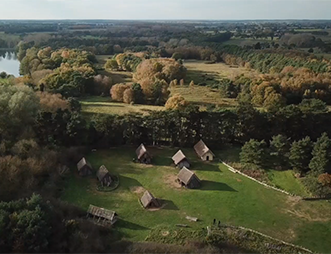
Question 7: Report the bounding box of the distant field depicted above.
[184,60,255,84]
[170,86,237,109]
[61,147,331,252]
[80,96,164,116]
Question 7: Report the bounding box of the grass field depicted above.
[80,96,164,116]
[61,147,331,253]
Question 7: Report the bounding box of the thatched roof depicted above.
[178,167,199,185]
[77,157,92,171]
[136,143,150,160]
[140,190,156,208]
[194,140,214,158]
[97,165,109,181]
[172,150,187,165]
[87,205,117,221]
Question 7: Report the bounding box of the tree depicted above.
[270,135,290,169]
[309,133,331,175]
[151,80,170,106]
[289,136,313,175]
[240,139,267,169]
[123,88,134,104]
[308,48,314,53]
[104,59,119,70]
[110,83,130,102]
[132,83,145,104]
[165,94,189,110]
[171,52,183,60]
[0,71,7,79]
[299,99,328,114]
[318,173,331,187]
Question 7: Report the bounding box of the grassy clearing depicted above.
[80,96,164,116]
[61,147,331,252]
[217,145,309,197]
[170,86,237,109]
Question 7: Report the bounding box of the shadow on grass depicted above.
[200,180,237,192]
[195,162,222,172]
[83,103,125,108]
[117,219,149,230]
[153,155,174,167]
[158,199,179,210]
[119,175,142,188]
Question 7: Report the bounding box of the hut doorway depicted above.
[206,156,210,161]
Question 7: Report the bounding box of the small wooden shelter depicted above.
[77,157,92,176]
[194,140,215,161]
[177,167,201,189]
[97,165,113,187]
[136,144,152,164]
[172,150,190,169]
[140,190,160,209]
[87,205,118,226]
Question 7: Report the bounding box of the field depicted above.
[62,147,331,253]
[80,96,164,116]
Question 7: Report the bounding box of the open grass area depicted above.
[80,96,164,116]
[61,147,331,253]
[217,145,310,197]
[170,86,237,109]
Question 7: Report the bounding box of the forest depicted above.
[2,19,331,253]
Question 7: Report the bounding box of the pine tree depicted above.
[240,139,267,169]
[309,133,331,175]
[289,136,313,175]
[270,134,290,169]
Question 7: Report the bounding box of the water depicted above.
[0,51,20,77]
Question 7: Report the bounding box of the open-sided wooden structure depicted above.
[86,205,118,226]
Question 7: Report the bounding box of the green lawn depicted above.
[61,147,331,253]
[80,96,164,116]
[266,170,309,197]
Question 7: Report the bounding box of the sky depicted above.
[0,0,330,20]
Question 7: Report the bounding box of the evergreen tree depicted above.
[309,133,331,175]
[240,139,267,169]
[289,136,313,175]
[132,83,145,104]
[270,134,290,169]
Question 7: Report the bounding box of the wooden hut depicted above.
[172,150,190,169]
[87,205,118,226]
[97,165,113,187]
[77,157,92,176]
[136,144,152,164]
[194,140,215,161]
[140,190,160,209]
[177,167,201,189]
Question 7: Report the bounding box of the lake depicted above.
[0,51,20,77]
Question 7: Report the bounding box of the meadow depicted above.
[61,147,331,253]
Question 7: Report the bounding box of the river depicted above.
[0,51,20,77]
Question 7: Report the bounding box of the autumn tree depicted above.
[165,94,189,110]
[36,92,69,113]
[123,88,134,104]
[318,173,331,187]
[110,83,130,102]
[104,59,118,70]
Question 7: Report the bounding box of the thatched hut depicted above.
[136,144,152,164]
[97,165,113,187]
[172,150,190,169]
[194,140,215,161]
[177,167,201,189]
[87,205,118,226]
[77,157,92,176]
[140,190,160,209]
